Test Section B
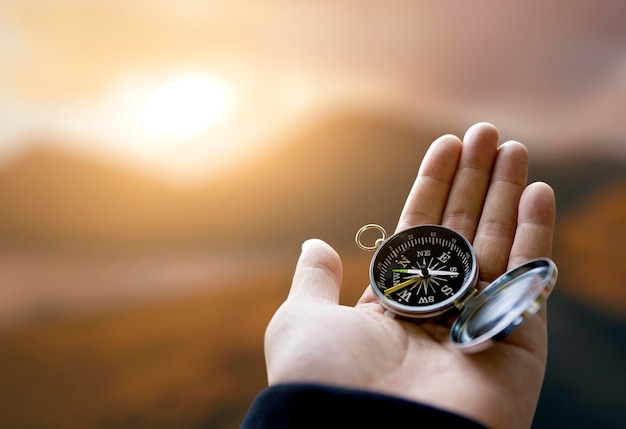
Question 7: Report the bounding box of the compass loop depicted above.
[355,224,388,251]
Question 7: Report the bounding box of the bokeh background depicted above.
[0,1,625,428]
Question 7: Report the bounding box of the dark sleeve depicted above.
[240,383,489,429]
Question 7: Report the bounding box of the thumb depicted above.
[288,239,343,304]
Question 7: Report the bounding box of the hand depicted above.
[264,122,556,429]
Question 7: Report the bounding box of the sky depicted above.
[0,0,625,184]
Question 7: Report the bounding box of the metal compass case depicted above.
[355,224,558,353]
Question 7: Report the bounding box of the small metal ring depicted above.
[355,224,387,251]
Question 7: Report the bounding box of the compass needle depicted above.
[383,276,421,296]
[429,270,460,277]
[394,268,459,277]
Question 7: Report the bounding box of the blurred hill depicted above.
[0,112,438,252]
[1,112,624,254]
[530,156,626,212]
[553,180,626,316]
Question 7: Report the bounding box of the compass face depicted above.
[370,224,478,318]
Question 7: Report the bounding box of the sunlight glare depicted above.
[138,74,234,140]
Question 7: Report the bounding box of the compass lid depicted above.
[449,258,558,353]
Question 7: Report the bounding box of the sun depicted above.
[138,74,235,140]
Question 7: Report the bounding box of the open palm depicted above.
[264,123,556,429]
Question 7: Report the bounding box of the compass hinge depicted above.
[454,287,478,310]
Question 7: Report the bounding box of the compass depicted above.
[355,223,558,352]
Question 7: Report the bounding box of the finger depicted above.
[506,181,556,327]
[473,141,529,283]
[395,134,462,233]
[508,182,556,269]
[441,122,499,241]
[288,239,343,304]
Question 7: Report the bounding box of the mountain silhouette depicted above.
[530,155,626,213]
[553,179,626,315]
[0,112,624,254]
[0,112,439,252]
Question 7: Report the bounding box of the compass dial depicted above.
[370,224,479,318]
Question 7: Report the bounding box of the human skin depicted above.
[264,122,556,429]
